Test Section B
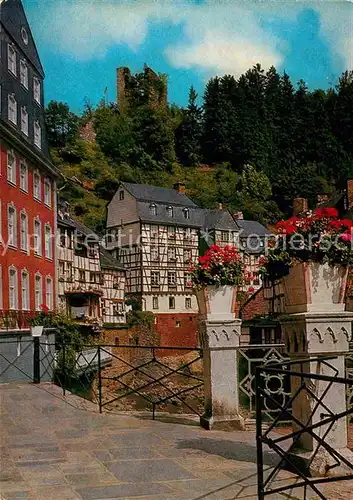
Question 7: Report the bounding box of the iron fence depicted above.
[36,341,204,418]
[256,356,353,500]
[237,344,291,423]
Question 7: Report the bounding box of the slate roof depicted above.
[99,247,124,271]
[203,209,238,231]
[234,219,272,238]
[0,0,45,77]
[57,208,124,270]
[122,182,197,207]
[137,201,204,228]
[234,219,272,254]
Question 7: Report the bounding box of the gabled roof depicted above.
[234,219,272,238]
[0,0,45,77]
[122,182,197,207]
[234,219,272,254]
[203,209,238,231]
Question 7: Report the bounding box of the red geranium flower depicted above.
[315,207,339,219]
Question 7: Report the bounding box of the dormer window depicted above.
[166,206,173,217]
[149,204,157,216]
[183,208,190,219]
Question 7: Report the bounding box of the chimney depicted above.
[347,180,353,210]
[217,203,223,211]
[293,198,308,216]
[233,211,244,220]
[174,182,185,194]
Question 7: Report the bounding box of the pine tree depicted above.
[175,86,203,166]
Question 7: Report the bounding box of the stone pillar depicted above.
[281,312,353,475]
[199,318,245,431]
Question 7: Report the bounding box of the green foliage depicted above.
[47,66,353,231]
[46,101,79,148]
[175,86,203,166]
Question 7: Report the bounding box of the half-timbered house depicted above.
[106,182,204,345]
[57,202,125,331]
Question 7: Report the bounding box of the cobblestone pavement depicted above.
[1,383,353,499]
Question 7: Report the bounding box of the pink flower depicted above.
[340,232,352,242]
[248,286,255,293]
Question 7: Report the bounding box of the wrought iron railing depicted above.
[37,342,204,418]
[256,356,353,499]
[97,344,203,418]
[237,344,290,422]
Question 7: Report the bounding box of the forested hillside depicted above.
[46,64,353,234]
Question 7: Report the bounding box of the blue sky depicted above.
[23,0,353,114]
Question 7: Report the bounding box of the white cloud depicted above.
[36,0,352,75]
[164,3,285,77]
[316,2,353,71]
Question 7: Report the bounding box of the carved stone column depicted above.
[281,312,353,475]
[199,318,245,431]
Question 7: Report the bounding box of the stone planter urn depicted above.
[282,261,348,314]
[280,260,353,475]
[195,285,237,322]
[30,325,43,337]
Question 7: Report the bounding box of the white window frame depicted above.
[185,297,192,309]
[35,273,43,311]
[44,178,52,207]
[20,106,28,136]
[151,246,159,262]
[9,267,18,311]
[184,272,192,288]
[21,270,30,311]
[34,218,42,256]
[34,121,41,149]
[169,296,175,310]
[7,150,16,185]
[149,203,157,216]
[8,94,17,124]
[19,161,28,192]
[168,246,176,261]
[168,271,176,286]
[151,271,160,286]
[152,296,159,310]
[45,276,53,310]
[44,224,52,259]
[7,44,16,75]
[20,210,28,252]
[7,204,17,247]
[20,59,28,89]
[33,77,41,104]
[33,171,41,201]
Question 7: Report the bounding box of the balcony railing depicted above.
[0,310,32,330]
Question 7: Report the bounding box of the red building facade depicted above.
[0,0,58,323]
